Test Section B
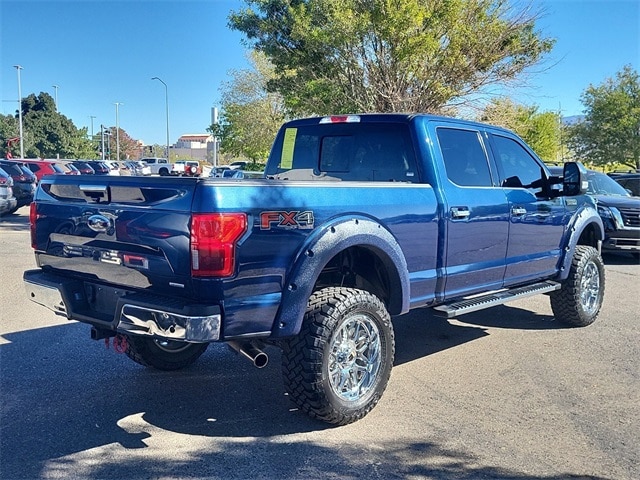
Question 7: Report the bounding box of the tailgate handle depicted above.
[79,185,107,193]
[79,184,108,201]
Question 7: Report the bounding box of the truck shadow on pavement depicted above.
[0,319,610,480]
[393,304,562,366]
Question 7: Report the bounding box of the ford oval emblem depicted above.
[87,214,112,233]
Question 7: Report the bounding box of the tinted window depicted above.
[437,128,492,187]
[268,123,418,182]
[491,135,543,189]
[0,163,23,176]
[587,171,631,196]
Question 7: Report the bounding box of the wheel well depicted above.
[314,246,401,314]
[577,222,601,248]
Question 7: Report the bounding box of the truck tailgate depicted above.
[31,175,197,294]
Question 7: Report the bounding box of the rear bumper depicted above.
[24,269,221,342]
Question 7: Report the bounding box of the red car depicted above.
[24,160,67,182]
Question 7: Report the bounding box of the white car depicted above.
[125,161,151,176]
[139,157,171,176]
[106,161,121,176]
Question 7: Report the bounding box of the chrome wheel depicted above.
[282,287,395,425]
[550,245,605,327]
[328,313,382,402]
[580,261,601,315]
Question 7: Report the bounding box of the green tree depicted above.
[209,51,285,165]
[230,0,554,116]
[19,92,94,158]
[479,98,562,161]
[0,114,19,158]
[568,65,640,170]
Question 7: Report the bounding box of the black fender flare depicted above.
[270,216,410,338]
[558,204,604,281]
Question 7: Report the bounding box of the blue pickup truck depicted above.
[24,114,605,425]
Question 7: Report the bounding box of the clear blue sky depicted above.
[1,0,638,146]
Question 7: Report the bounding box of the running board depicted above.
[432,281,561,318]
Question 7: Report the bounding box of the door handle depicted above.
[451,207,470,219]
[511,207,527,216]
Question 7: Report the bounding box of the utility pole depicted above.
[14,65,24,158]
[114,102,123,161]
[52,85,59,112]
[152,77,170,161]
[101,125,106,161]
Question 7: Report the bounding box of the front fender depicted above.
[270,216,410,338]
[558,202,604,281]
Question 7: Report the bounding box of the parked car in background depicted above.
[209,166,231,177]
[104,161,121,176]
[609,172,640,197]
[110,161,131,176]
[63,163,82,175]
[86,161,111,175]
[70,161,95,175]
[228,161,248,170]
[551,166,640,257]
[0,160,37,212]
[124,161,151,176]
[171,160,201,176]
[24,160,67,182]
[0,167,17,216]
[139,157,171,176]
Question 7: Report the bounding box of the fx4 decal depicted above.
[260,211,315,230]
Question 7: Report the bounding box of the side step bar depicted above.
[432,280,561,319]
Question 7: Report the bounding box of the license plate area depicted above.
[84,283,129,318]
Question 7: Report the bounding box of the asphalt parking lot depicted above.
[1,206,638,480]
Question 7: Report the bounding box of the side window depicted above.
[491,135,543,189]
[437,128,492,187]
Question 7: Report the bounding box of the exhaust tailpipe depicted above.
[227,341,269,368]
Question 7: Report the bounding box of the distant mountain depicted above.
[562,115,585,126]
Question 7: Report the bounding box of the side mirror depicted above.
[563,162,589,196]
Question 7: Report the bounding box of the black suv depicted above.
[0,160,37,213]
[86,161,111,175]
[609,172,640,197]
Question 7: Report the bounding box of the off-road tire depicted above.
[550,245,605,327]
[124,336,208,371]
[281,287,395,426]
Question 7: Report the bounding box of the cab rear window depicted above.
[266,123,418,182]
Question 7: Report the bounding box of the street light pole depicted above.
[101,125,106,161]
[114,102,123,160]
[13,65,24,158]
[152,77,170,160]
[52,85,59,112]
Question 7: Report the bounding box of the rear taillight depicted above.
[190,213,247,277]
[29,202,37,249]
